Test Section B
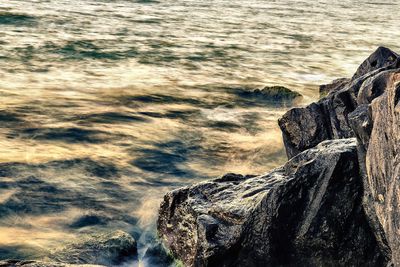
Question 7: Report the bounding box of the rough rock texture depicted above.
[142,242,174,267]
[319,78,350,97]
[47,230,137,266]
[352,47,398,79]
[233,85,302,106]
[158,139,386,267]
[279,47,400,159]
[0,260,103,267]
[350,69,400,265]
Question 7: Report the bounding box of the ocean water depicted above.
[0,0,399,265]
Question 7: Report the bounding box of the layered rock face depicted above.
[158,139,385,266]
[350,70,400,265]
[158,47,400,267]
[278,47,399,159]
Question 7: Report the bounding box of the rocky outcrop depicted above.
[349,69,400,265]
[158,139,386,267]
[47,230,137,266]
[158,47,400,267]
[278,47,400,159]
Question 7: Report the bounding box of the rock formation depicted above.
[349,68,400,265]
[47,230,137,266]
[278,46,399,159]
[158,47,400,267]
[158,139,385,266]
[0,231,137,267]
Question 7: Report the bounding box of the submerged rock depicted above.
[235,85,302,104]
[48,230,137,266]
[158,139,385,267]
[142,242,174,267]
[279,47,400,159]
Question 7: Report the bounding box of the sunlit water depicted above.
[0,0,399,265]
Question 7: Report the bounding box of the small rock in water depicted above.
[235,85,302,105]
[48,230,137,266]
[143,242,174,267]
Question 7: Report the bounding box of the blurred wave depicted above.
[0,0,399,265]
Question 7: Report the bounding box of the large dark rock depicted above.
[158,139,386,267]
[279,47,400,159]
[350,70,400,265]
[47,230,137,266]
[352,46,398,79]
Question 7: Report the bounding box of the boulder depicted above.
[48,230,137,266]
[158,139,386,267]
[279,47,400,159]
[142,242,174,267]
[352,46,398,80]
[350,69,400,265]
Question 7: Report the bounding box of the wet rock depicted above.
[352,46,398,79]
[319,78,350,97]
[48,230,137,266]
[236,85,302,104]
[278,103,330,158]
[0,260,102,267]
[350,70,400,265]
[143,242,174,267]
[279,47,400,159]
[158,139,386,267]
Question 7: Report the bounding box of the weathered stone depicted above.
[234,86,302,104]
[350,70,400,265]
[47,230,137,266]
[158,139,386,267]
[142,242,174,267]
[319,78,350,97]
[352,46,398,80]
[278,103,330,158]
[279,47,400,159]
[278,87,356,158]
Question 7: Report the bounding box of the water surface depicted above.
[0,0,399,265]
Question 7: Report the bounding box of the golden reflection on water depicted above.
[1,0,400,264]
